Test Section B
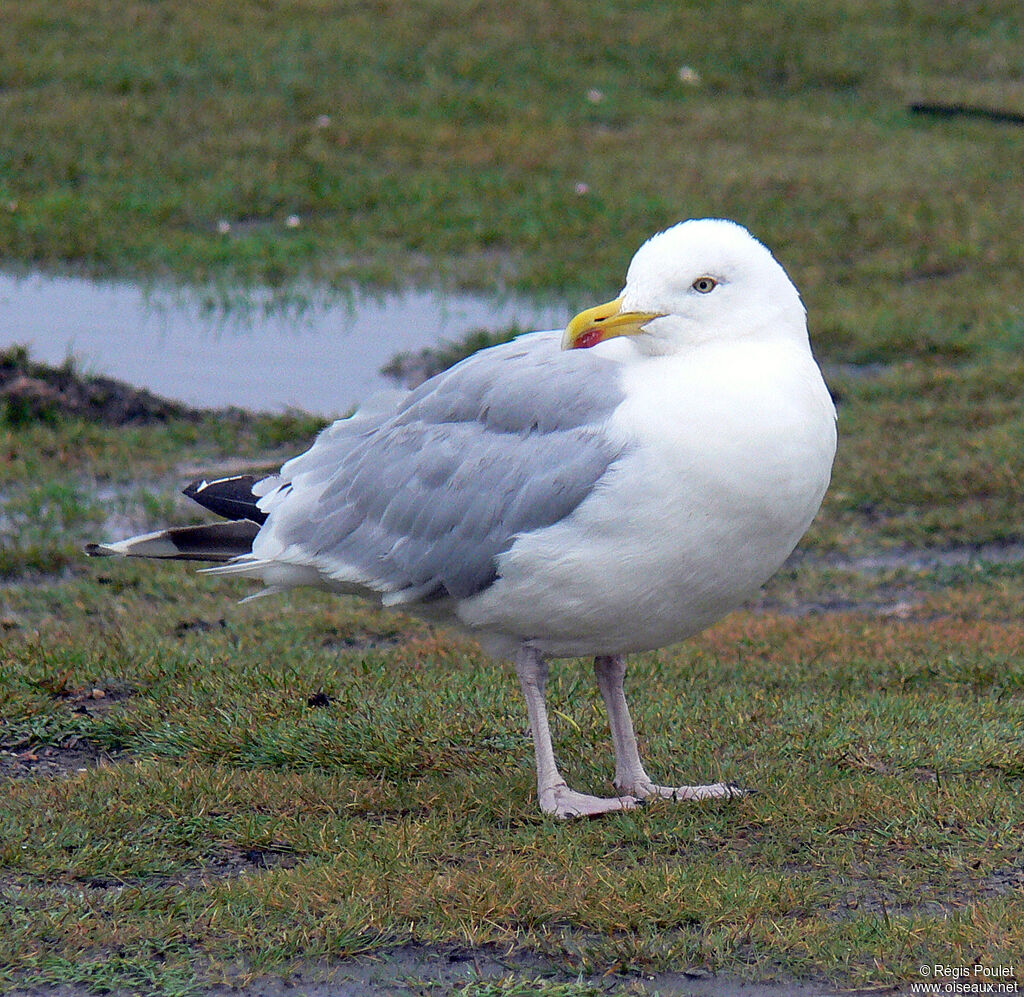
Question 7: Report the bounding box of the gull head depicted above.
[562,219,807,354]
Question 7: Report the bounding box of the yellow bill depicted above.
[561,296,665,351]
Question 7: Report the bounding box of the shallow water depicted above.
[0,272,568,416]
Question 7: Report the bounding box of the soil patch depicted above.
[0,843,301,899]
[985,864,1024,896]
[750,541,1024,618]
[1,345,201,426]
[320,630,406,652]
[173,616,229,636]
[174,844,302,889]
[106,843,306,892]
[748,588,926,619]
[1,680,133,779]
[0,741,119,780]
[828,541,1024,572]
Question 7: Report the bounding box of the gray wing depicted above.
[254,332,626,603]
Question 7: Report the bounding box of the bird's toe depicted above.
[540,785,641,819]
[624,780,752,802]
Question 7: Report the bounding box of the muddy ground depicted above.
[5,948,884,997]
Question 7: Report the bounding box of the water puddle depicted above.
[0,272,568,416]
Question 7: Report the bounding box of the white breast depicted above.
[459,337,836,658]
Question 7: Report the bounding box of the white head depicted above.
[562,219,807,355]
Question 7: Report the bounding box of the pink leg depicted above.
[515,645,639,818]
[594,655,746,801]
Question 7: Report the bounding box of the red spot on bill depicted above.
[572,328,605,350]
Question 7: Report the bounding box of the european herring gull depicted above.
[88,218,837,818]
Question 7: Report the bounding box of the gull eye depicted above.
[692,276,717,294]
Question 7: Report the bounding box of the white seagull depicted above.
[88,219,837,818]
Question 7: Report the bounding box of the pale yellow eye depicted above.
[692,276,717,294]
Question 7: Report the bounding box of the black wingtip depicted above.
[182,478,204,501]
[183,474,268,524]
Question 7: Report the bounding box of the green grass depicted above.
[811,358,1024,550]
[1,565,1022,992]
[2,1,1024,992]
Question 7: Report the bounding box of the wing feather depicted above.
[253,332,626,601]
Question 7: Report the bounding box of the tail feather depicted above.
[85,520,260,563]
